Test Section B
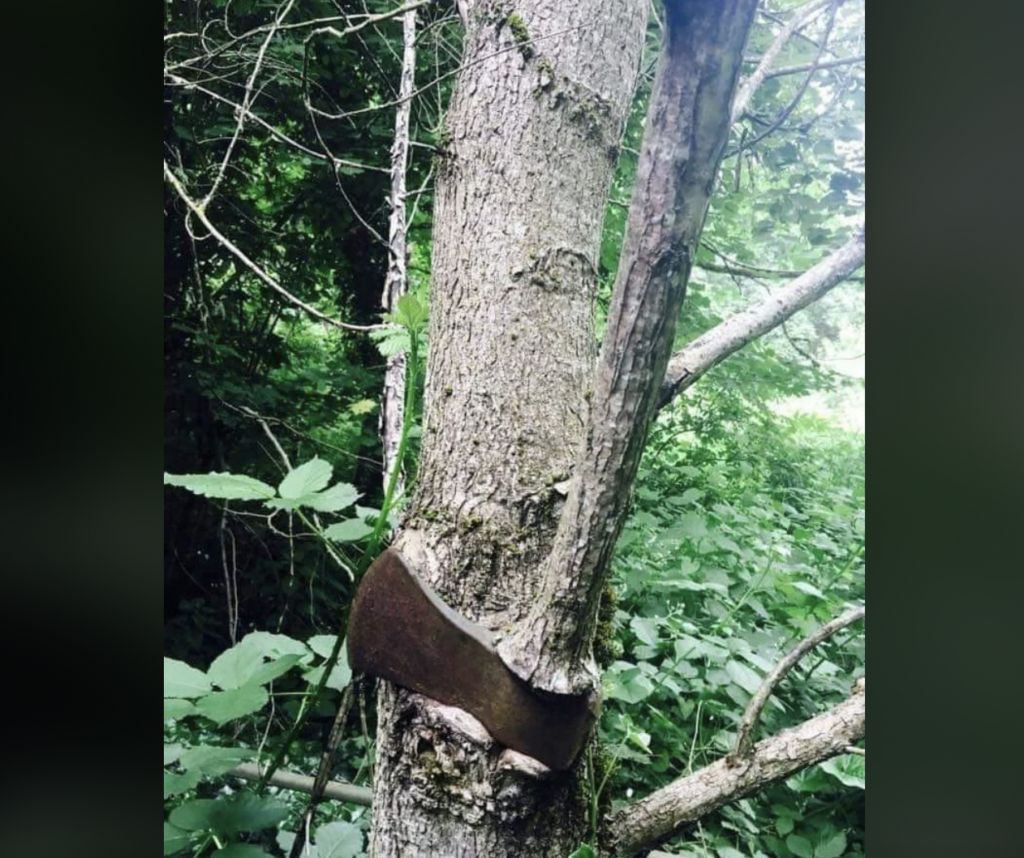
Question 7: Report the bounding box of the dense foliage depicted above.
[164,2,865,856]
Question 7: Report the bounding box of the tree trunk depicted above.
[368,2,757,855]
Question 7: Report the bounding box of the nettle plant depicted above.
[163,631,365,857]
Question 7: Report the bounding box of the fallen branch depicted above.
[603,688,865,857]
[732,605,865,760]
[660,229,864,408]
[228,762,372,806]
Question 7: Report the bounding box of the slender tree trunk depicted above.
[371,2,647,854]
[380,7,418,496]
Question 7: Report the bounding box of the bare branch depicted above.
[764,53,864,80]
[603,689,866,857]
[660,229,864,408]
[163,161,387,332]
[731,0,829,122]
[228,762,372,806]
[732,605,864,760]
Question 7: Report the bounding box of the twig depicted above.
[730,605,865,761]
[163,161,387,332]
[764,53,864,80]
[228,761,371,806]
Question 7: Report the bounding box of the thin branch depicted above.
[228,762,372,806]
[731,605,865,760]
[728,0,841,157]
[202,0,297,209]
[660,229,865,408]
[731,0,829,122]
[165,0,432,73]
[163,161,387,332]
[603,689,866,857]
[764,53,864,80]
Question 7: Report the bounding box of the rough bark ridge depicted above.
[371,2,647,855]
[500,0,760,695]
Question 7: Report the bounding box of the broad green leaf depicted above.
[164,744,185,765]
[242,632,308,660]
[279,457,333,499]
[164,658,211,699]
[208,639,265,690]
[214,846,274,858]
[170,794,288,836]
[303,652,352,692]
[164,699,196,720]
[164,769,201,798]
[314,820,364,858]
[819,754,865,789]
[179,745,256,776]
[793,581,826,599]
[164,822,192,856]
[324,518,373,542]
[726,660,762,695]
[776,816,795,836]
[678,513,708,538]
[717,848,747,858]
[787,834,814,858]
[248,653,304,686]
[568,846,596,858]
[194,685,268,725]
[307,635,339,658]
[815,831,847,858]
[304,482,361,512]
[630,616,659,647]
[164,472,275,501]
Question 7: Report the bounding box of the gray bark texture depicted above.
[361,1,851,856]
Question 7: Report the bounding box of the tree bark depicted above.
[660,229,865,407]
[379,6,418,495]
[604,688,865,857]
[370,2,648,855]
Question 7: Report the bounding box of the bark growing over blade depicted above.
[499,0,760,695]
[348,549,597,770]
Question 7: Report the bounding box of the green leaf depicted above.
[179,745,257,776]
[164,744,185,765]
[303,650,352,692]
[307,635,339,658]
[776,817,795,836]
[793,581,826,599]
[324,518,373,542]
[248,653,304,686]
[819,754,865,789]
[208,640,266,690]
[787,834,814,858]
[314,820,365,858]
[164,822,192,856]
[242,631,309,660]
[815,831,847,858]
[279,457,333,499]
[194,685,268,724]
[164,699,196,720]
[568,846,596,858]
[164,769,201,798]
[349,399,377,415]
[164,472,275,501]
[630,616,659,647]
[170,794,289,836]
[726,660,763,695]
[164,658,212,698]
[678,513,708,538]
[213,846,274,858]
[304,482,361,512]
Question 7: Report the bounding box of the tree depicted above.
[163,1,865,856]
[362,1,863,856]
